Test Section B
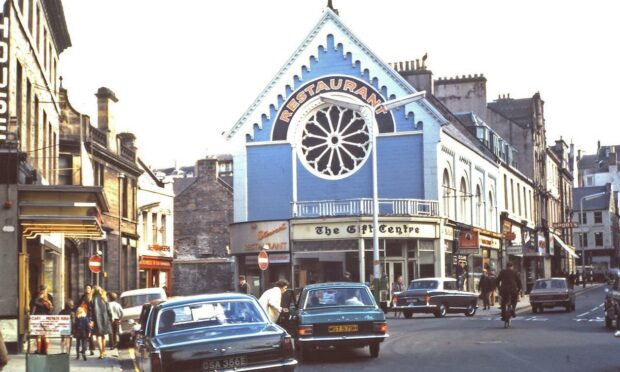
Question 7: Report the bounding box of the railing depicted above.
[292,198,439,218]
[91,127,108,147]
[120,146,136,162]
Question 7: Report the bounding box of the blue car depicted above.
[289,282,388,361]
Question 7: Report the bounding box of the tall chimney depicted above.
[434,74,487,121]
[195,156,218,179]
[96,87,119,152]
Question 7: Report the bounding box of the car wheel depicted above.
[539,306,543,313]
[616,313,620,331]
[403,310,413,319]
[606,315,613,328]
[571,301,576,312]
[464,303,476,317]
[531,305,537,314]
[369,343,380,358]
[565,302,571,312]
[434,303,447,318]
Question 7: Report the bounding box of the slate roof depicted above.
[578,145,620,172]
[172,177,197,197]
[487,98,533,128]
[573,186,611,211]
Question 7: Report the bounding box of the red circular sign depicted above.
[258,250,269,271]
[88,255,102,273]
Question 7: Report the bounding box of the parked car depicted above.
[529,278,575,313]
[119,287,167,345]
[134,293,297,372]
[289,282,388,361]
[604,274,620,329]
[391,277,478,318]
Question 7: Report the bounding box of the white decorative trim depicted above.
[246,140,290,147]
[378,130,423,137]
[224,9,446,143]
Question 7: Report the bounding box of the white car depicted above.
[119,287,167,344]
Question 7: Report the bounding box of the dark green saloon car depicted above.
[290,282,388,361]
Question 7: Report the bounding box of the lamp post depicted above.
[579,191,606,288]
[321,91,426,281]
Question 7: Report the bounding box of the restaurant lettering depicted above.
[256,223,287,240]
[0,16,9,140]
[315,224,421,236]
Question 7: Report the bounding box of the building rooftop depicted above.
[573,186,611,211]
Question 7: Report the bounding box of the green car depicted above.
[288,282,388,361]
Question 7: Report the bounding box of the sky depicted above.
[59,0,620,169]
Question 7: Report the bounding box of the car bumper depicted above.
[298,334,388,347]
[233,358,298,371]
[392,304,437,312]
[530,300,569,307]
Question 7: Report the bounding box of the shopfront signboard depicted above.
[457,230,479,254]
[292,221,438,240]
[230,221,289,254]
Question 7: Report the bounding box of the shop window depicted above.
[442,169,452,217]
[581,212,587,224]
[594,212,602,224]
[595,232,603,247]
[581,233,588,247]
[459,177,468,223]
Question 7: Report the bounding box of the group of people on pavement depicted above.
[29,284,123,361]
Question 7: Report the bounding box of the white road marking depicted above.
[577,312,590,317]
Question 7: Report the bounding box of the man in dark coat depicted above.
[477,270,494,310]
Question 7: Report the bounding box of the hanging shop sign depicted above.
[0,15,10,141]
[230,221,290,254]
[537,233,547,256]
[479,236,500,249]
[272,76,395,140]
[457,230,479,254]
[292,221,438,240]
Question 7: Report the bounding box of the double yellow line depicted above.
[127,348,140,372]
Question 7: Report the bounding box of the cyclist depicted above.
[496,262,522,320]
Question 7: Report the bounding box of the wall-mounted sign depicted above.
[0,15,9,141]
[272,76,395,140]
[537,233,547,256]
[457,230,479,254]
[553,222,576,229]
[29,315,71,336]
[292,221,437,240]
[479,236,500,249]
[230,221,290,254]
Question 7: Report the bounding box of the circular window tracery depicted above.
[300,104,371,178]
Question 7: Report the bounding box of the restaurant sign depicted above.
[29,315,71,336]
[292,221,438,240]
[230,221,290,254]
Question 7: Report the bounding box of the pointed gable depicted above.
[225,9,446,144]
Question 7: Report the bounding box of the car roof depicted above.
[411,277,455,282]
[119,287,166,297]
[303,282,369,290]
[157,292,256,309]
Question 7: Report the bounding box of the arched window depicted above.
[475,185,482,227]
[460,177,468,223]
[488,191,495,231]
[442,169,452,218]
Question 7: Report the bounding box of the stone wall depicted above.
[172,261,234,296]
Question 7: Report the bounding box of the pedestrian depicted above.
[31,287,53,354]
[59,299,75,355]
[77,284,95,355]
[477,270,493,310]
[239,275,250,294]
[91,286,112,359]
[391,275,405,318]
[0,329,8,370]
[73,307,91,361]
[456,262,466,291]
[258,279,289,323]
[488,270,497,306]
[342,271,353,282]
[107,292,123,350]
[568,272,576,289]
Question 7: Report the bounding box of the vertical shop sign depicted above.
[0,14,10,141]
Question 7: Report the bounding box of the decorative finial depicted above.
[327,0,339,15]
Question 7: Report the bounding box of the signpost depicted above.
[88,255,102,273]
[258,250,269,271]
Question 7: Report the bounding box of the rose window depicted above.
[300,105,371,178]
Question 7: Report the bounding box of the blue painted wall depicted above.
[247,144,292,221]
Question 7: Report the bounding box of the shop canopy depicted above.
[18,185,109,239]
[552,234,580,259]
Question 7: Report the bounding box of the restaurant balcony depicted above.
[292,198,439,218]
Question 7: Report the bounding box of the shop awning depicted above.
[18,185,109,239]
[552,234,579,259]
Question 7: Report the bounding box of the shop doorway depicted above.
[385,261,404,292]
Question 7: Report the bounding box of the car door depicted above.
[135,303,154,371]
[442,280,467,308]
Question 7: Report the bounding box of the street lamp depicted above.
[321,91,426,281]
[579,191,606,288]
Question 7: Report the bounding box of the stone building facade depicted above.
[166,156,234,295]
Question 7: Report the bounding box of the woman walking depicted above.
[91,286,112,358]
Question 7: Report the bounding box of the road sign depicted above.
[88,255,102,273]
[258,250,269,271]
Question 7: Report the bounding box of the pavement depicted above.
[2,342,123,372]
[388,282,605,318]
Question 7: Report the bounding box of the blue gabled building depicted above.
[225,7,501,294]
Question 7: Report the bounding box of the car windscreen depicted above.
[409,280,438,290]
[302,287,374,309]
[534,280,566,290]
[157,300,267,334]
[121,293,163,309]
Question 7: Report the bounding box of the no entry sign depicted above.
[88,255,102,273]
[258,250,269,271]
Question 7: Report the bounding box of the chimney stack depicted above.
[96,87,119,152]
[195,156,218,179]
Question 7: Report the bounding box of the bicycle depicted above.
[500,292,518,328]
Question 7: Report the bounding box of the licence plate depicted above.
[407,299,418,304]
[202,356,247,371]
[328,324,358,333]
